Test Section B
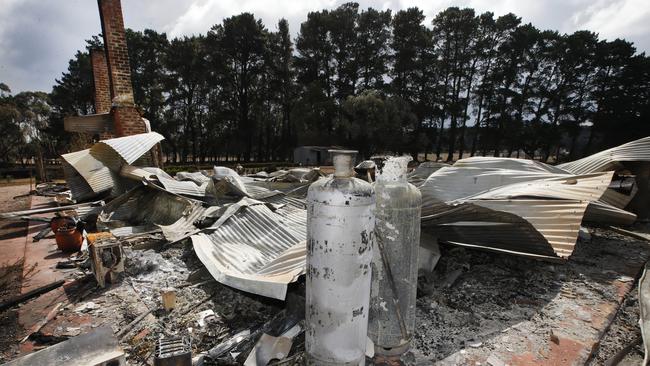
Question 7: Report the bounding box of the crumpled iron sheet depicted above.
[90,132,164,170]
[62,162,98,202]
[61,149,114,198]
[600,183,639,209]
[419,157,637,223]
[120,165,209,198]
[453,156,568,173]
[191,198,306,300]
[61,133,165,201]
[176,171,211,185]
[420,161,614,258]
[214,166,248,194]
[420,164,609,205]
[408,161,448,186]
[584,200,637,226]
[156,175,209,197]
[158,203,208,242]
[558,136,650,174]
[98,186,201,236]
[266,168,324,183]
[110,225,160,238]
[422,199,591,258]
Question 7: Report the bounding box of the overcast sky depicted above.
[0,0,648,93]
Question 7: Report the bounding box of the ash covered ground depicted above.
[1,220,648,365]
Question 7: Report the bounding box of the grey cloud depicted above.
[0,0,648,93]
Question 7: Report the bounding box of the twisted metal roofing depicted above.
[91,132,164,168]
[191,198,306,300]
[175,171,211,185]
[420,158,616,258]
[558,136,650,174]
[61,149,114,196]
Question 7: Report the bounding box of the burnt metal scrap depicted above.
[20,133,648,364]
[191,198,306,300]
[419,155,641,258]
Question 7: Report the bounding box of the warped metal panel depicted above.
[191,199,306,300]
[558,136,650,174]
[422,199,589,258]
[156,176,208,197]
[584,201,637,226]
[421,167,568,204]
[408,161,449,186]
[453,156,569,174]
[61,149,114,195]
[110,225,160,238]
[98,186,198,232]
[158,203,207,242]
[62,163,97,201]
[90,132,164,169]
[600,184,638,209]
[176,171,211,185]
[119,165,157,181]
[475,199,590,258]
[469,172,613,202]
[119,165,208,198]
[420,159,614,258]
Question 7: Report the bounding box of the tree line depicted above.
[3,4,650,166]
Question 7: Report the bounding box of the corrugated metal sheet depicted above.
[584,201,637,226]
[408,161,448,186]
[453,156,568,173]
[422,199,590,258]
[119,165,208,198]
[74,203,105,219]
[91,132,164,167]
[420,158,616,258]
[61,149,114,194]
[421,166,568,204]
[600,184,638,209]
[61,133,165,201]
[61,163,97,201]
[119,165,156,181]
[469,172,613,202]
[158,203,208,242]
[558,136,650,174]
[176,171,211,185]
[98,186,198,232]
[191,198,306,300]
[156,175,208,197]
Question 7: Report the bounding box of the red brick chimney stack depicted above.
[90,49,111,115]
[97,0,146,136]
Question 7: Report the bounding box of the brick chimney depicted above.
[90,49,111,114]
[90,48,114,139]
[97,0,147,137]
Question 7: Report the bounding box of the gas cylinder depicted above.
[306,150,375,366]
[368,156,421,359]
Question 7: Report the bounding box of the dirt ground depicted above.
[0,184,33,362]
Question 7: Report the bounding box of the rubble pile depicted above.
[2,134,650,365]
